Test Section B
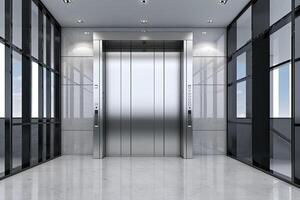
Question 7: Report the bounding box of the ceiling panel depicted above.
[41,0,250,27]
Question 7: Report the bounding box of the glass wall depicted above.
[228,0,299,186]
[0,0,61,179]
[269,22,292,178]
[227,11,253,163]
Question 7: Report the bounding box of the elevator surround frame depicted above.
[93,32,193,159]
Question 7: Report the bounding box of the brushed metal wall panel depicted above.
[106,52,121,155]
[131,52,155,156]
[164,52,181,156]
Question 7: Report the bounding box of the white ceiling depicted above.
[41,0,249,28]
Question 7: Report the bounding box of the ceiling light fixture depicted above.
[140,18,149,24]
[207,19,213,24]
[63,0,72,4]
[218,0,228,5]
[84,31,90,35]
[202,32,207,35]
[76,19,84,24]
[140,0,149,5]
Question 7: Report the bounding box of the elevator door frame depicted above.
[93,32,193,159]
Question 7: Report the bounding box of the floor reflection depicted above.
[0,156,300,200]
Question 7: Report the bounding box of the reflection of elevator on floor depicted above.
[93,32,193,159]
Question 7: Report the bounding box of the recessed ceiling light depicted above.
[140,19,149,24]
[202,32,207,35]
[84,31,90,35]
[207,19,213,24]
[76,19,84,24]
[63,0,72,4]
[140,0,149,5]
[218,0,228,5]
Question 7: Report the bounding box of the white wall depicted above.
[61,28,226,155]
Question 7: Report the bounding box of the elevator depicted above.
[93,32,193,158]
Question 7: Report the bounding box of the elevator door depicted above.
[105,47,181,156]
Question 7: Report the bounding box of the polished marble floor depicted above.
[0,155,300,200]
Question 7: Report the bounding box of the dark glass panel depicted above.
[295,126,300,184]
[270,119,292,178]
[50,124,55,157]
[12,125,22,169]
[296,16,300,59]
[12,0,22,48]
[0,119,4,176]
[43,124,46,161]
[228,85,236,121]
[228,22,237,56]
[227,123,237,156]
[31,124,38,165]
[295,61,300,123]
[236,123,252,163]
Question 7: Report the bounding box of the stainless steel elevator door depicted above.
[105,48,181,156]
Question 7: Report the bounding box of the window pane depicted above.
[296,61,300,123]
[296,16,300,59]
[270,0,291,25]
[0,43,4,117]
[236,123,252,163]
[237,81,246,118]
[43,15,47,64]
[237,6,252,49]
[270,23,291,67]
[31,2,39,58]
[51,24,54,69]
[0,120,4,175]
[12,51,22,118]
[31,62,39,118]
[270,119,291,178]
[51,124,55,157]
[236,53,246,80]
[51,73,54,118]
[31,124,38,164]
[297,0,300,7]
[270,63,291,118]
[12,125,22,169]
[0,0,4,38]
[43,68,47,118]
[12,0,22,49]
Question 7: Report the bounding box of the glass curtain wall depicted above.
[227,5,252,164]
[0,0,61,179]
[227,0,300,186]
